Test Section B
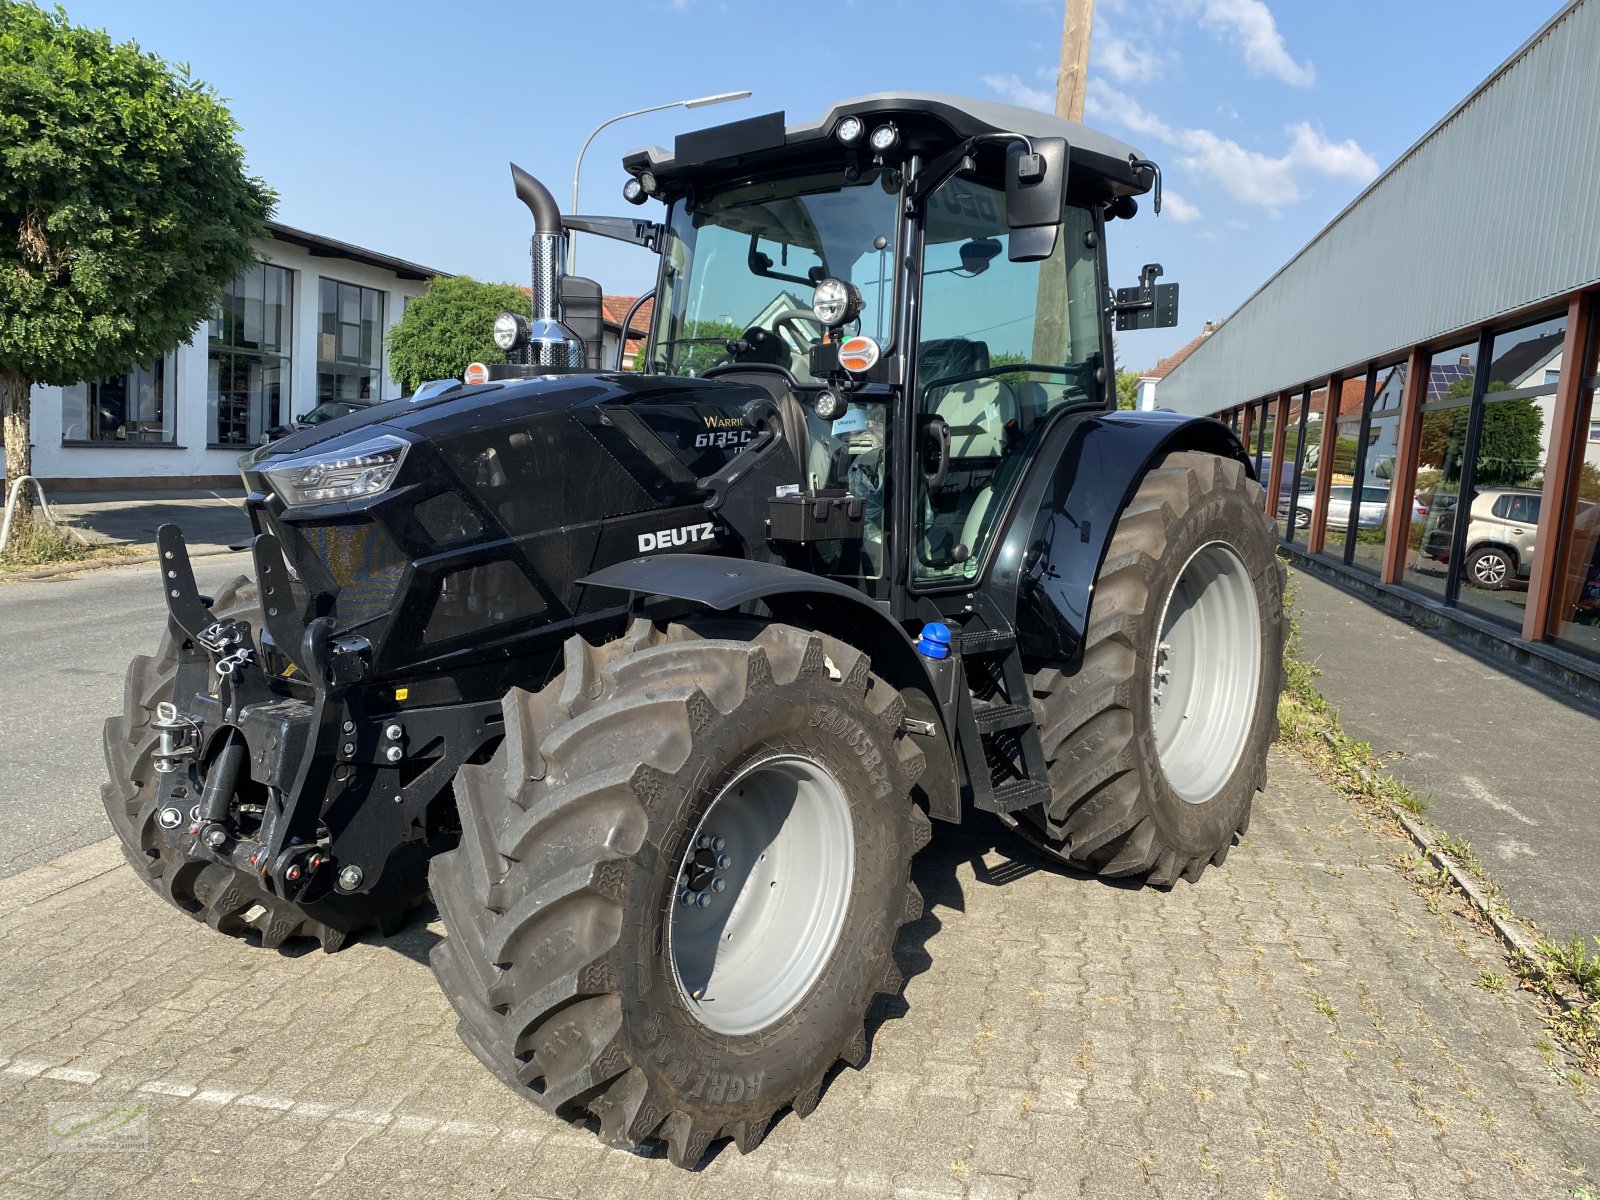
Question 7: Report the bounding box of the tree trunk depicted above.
[2,366,34,536]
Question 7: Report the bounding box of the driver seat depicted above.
[919,339,1018,563]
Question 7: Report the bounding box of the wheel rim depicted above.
[1296,509,1310,528]
[1150,541,1263,805]
[1474,554,1507,586]
[668,754,855,1036]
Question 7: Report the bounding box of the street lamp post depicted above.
[568,90,751,274]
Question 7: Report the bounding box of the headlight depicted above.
[263,434,411,507]
[492,311,528,351]
[836,116,864,146]
[811,277,862,327]
[869,123,899,152]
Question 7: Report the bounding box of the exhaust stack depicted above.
[510,163,582,368]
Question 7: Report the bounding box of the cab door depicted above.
[911,174,1106,588]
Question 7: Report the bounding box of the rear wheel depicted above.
[101,576,426,951]
[428,619,927,1167]
[1018,451,1284,885]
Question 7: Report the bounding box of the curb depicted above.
[1332,738,1579,1014]
[2,545,239,582]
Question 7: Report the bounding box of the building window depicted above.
[1545,368,1561,387]
[318,279,385,405]
[209,263,293,446]
[60,359,174,443]
[1589,418,1600,443]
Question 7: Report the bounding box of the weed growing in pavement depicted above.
[1541,936,1600,998]
[1476,971,1508,991]
[0,519,138,573]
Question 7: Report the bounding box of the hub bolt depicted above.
[697,834,713,850]
[338,865,364,892]
[716,854,731,870]
[695,892,712,908]
[711,877,726,893]
[711,836,725,853]
[385,724,404,741]
[678,888,692,905]
[204,827,227,849]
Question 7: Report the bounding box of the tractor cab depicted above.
[533,93,1178,603]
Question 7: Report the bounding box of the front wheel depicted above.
[428,619,927,1167]
[1295,506,1312,529]
[1466,545,1514,589]
[1018,450,1285,886]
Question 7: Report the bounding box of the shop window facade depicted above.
[1347,362,1406,574]
[209,263,293,446]
[318,279,385,405]
[1551,305,1600,661]
[60,359,174,444]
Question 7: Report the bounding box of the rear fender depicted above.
[989,410,1254,666]
[579,553,961,821]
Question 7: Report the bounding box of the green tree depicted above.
[1115,369,1140,410]
[1415,377,1544,488]
[386,275,529,393]
[0,2,272,523]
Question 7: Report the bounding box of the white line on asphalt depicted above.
[9,1066,560,1144]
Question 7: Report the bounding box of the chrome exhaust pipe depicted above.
[510,163,582,368]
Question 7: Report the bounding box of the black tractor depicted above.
[104,93,1283,1167]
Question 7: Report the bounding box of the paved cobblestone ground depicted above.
[2,750,1596,1200]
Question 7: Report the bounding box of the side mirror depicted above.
[1005,137,1069,262]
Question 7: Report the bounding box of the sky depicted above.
[53,0,1563,370]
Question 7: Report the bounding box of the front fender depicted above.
[990,409,1254,665]
[579,553,961,819]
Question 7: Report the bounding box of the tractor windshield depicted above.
[648,169,900,381]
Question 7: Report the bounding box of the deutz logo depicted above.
[638,521,717,553]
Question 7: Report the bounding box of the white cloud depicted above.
[1197,0,1314,87]
[1085,78,1177,141]
[1087,80,1379,213]
[981,73,1055,113]
[1096,34,1162,84]
[1286,122,1380,182]
[1162,190,1202,222]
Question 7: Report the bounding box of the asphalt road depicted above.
[0,553,253,879]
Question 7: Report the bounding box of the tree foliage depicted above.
[1115,369,1139,410]
[1415,378,1545,488]
[385,276,530,394]
[0,1,272,504]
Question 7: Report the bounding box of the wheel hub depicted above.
[1149,540,1263,806]
[667,755,854,1036]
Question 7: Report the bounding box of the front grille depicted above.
[299,518,408,624]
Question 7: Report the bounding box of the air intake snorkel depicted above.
[510,163,583,369]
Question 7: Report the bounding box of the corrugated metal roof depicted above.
[1158,0,1600,415]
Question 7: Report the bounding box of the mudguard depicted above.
[579,552,961,821]
[988,409,1254,665]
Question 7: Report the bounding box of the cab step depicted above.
[972,702,1037,734]
[989,779,1053,814]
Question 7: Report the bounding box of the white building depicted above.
[24,222,445,491]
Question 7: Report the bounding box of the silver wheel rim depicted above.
[1150,541,1263,805]
[668,754,854,1036]
[1474,554,1507,586]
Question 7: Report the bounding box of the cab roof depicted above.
[623,92,1152,201]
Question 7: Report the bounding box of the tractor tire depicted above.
[428,618,927,1168]
[101,576,422,951]
[1018,450,1284,887]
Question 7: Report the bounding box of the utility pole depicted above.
[1033,0,1094,369]
[1055,0,1094,121]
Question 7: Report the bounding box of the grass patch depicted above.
[0,518,138,573]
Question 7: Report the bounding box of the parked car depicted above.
[1423,487,1600,591]
[1287,484,1424,531]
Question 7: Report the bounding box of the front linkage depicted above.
[148,525,490,919]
